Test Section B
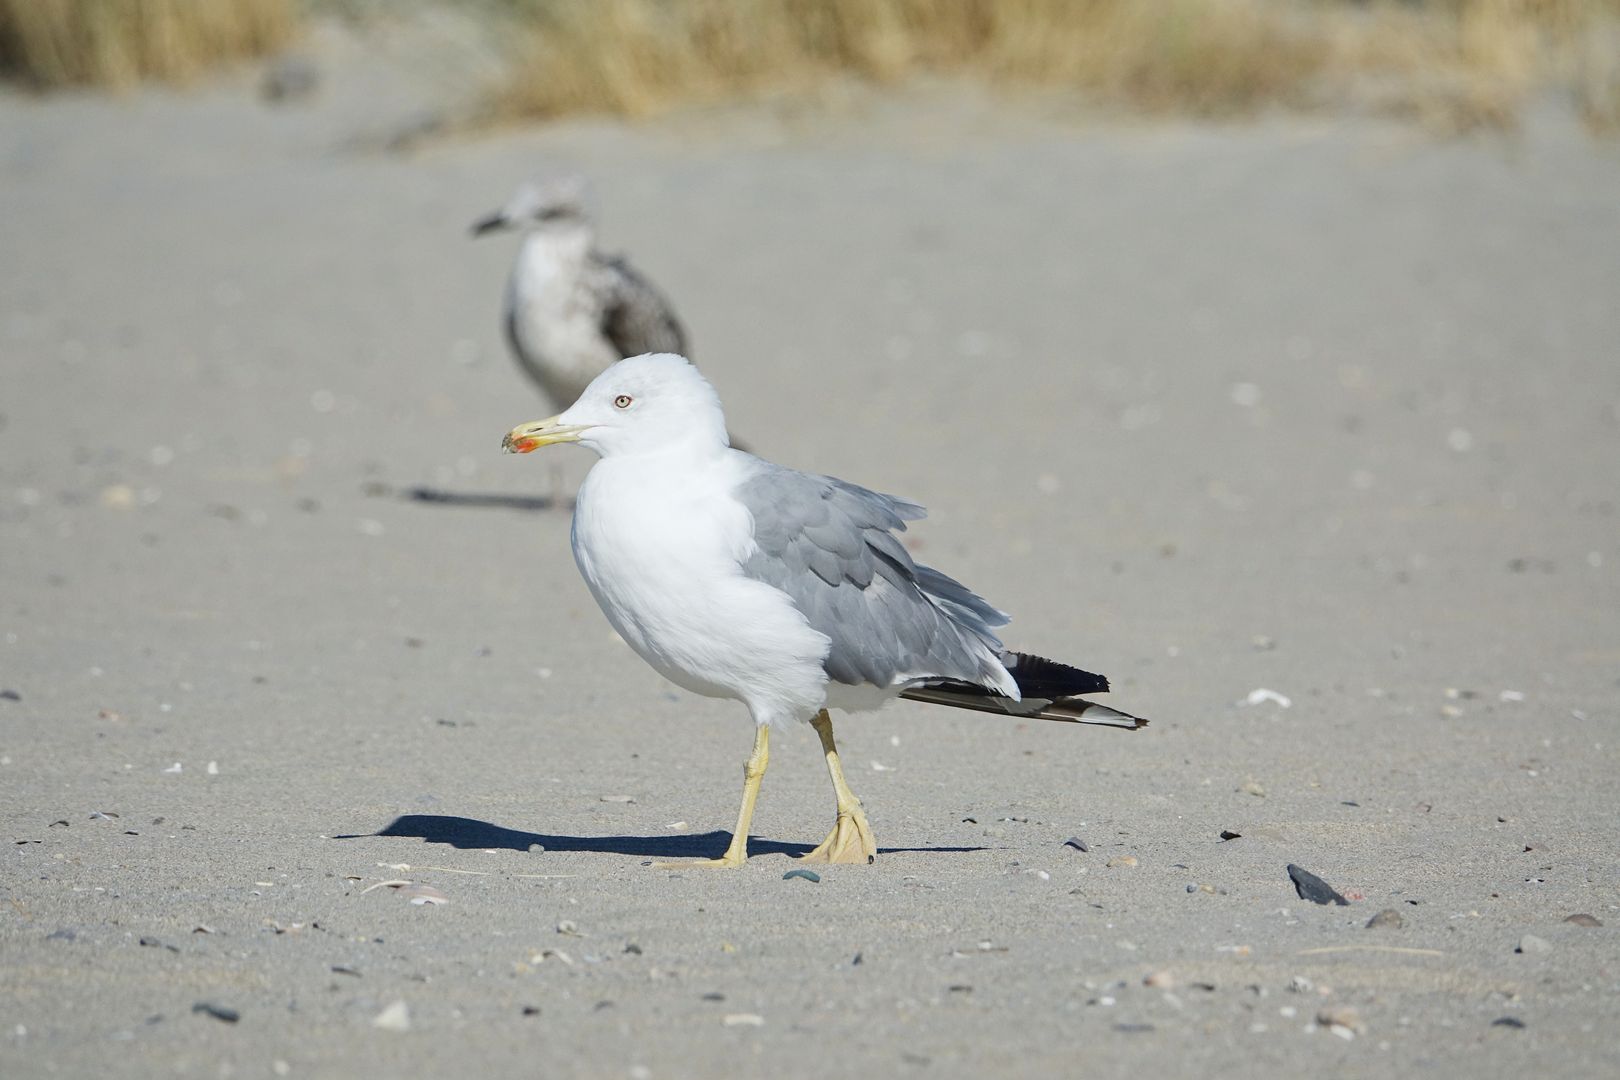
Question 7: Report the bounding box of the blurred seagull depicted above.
[502,354,1146,869]
[472,178,688,410]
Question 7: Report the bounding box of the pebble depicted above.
[1491,1016,1527,1029]
[1516,934,1552,955]
[1317,1005,1366,1035]
[397,884,448,906]
[782,869,821,883]
[261,53,320,103]
[722,1013,765,1027]
[1564,913,1602,927]
[1062,837,1089,852]
[1366,909,1404,929]
[1218,830,1242,841]
[1239,778,1267,797]
[372,1000,411,1032]
[557,920,582,935]
[1143,971,1174,989]
[1287,864,1348,906]
[1288,976,1314,994]
[600,795,636,803]
[1106,855,1138,868]
[191,1002,239,1024]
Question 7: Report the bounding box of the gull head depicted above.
[502,353,729,459]
[471,176,590,237]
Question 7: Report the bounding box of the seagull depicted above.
[502,354,1145,868]
[472,178,688,410]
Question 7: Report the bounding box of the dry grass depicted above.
[0,0,297,89]
[490,0,1620,132]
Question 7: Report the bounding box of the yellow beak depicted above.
[501,415,587,454]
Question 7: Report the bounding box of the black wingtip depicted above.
[1004,651,1110,698]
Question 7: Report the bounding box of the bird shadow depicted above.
[402,487,563,513]
[333,814,986,861]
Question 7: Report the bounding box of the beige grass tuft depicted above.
[489,0,1620,132]
[0,0,297,89]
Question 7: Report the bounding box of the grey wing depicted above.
[735,464,1016,695]
[593,253,688,359]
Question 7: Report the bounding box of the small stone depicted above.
[556,920,581,935]
[1218,830,1242,841]
[1239,778,1267,797]
[1564,913,1602,927]
[782,868,820,883]
[722,1013,765,1027]
[599,795,636,803]
[191,1002,239,1024]
[261,53,320,103]
[1515,934,1551,955]
[1287,864,1348,906]
[1366,909,1404,930]
[1288,975,1314,994]
[1143,971,1174,988]
[1491,1016,1526,1029]
[1106,855,1138,868]
[397,884,448,906]
[1317,1005,1365,1034]
[372,1000,411,1032]
[1062,837,1089,852]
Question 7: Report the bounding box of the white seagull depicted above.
[473,178,687,410]
[503,354,1145,868]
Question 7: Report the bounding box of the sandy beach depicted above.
[2,30,1619,1080]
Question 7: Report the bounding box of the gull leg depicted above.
[799,711,876,864]
[654,723,768,869]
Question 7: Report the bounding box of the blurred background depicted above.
[3,1,1619,131]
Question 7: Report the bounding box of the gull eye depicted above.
[613,394,633,409]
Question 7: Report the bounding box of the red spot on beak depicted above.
[511,437,539,453]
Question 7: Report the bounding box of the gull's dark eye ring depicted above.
[614,394,633,409]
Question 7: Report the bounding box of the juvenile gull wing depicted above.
[734,462,1017,696]
[592,253,688,359]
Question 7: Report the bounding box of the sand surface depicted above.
[2,36,1619,1080]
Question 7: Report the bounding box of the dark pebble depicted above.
[1062,837,1089,852]
[139,937,179,953]
[1218,830,1242,841]
[522,1005,541,1017]
[701,992,726,1002]
[948,984,972,993]
[330,965,361,977]
[1491,1017,1526,1029]
[783,868,821,883]
[191,1002,239,1024]
[0,689,20,702]
[46,928,76,942]
[1287,863,1349,906]
[1366,909,1404,929]
[624,943,643,955]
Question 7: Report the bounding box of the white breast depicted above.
[570,454,831,725]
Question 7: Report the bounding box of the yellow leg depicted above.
[655,723,769,869]
[799,711,877,864]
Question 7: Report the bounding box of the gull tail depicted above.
[900,651,1148,730]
